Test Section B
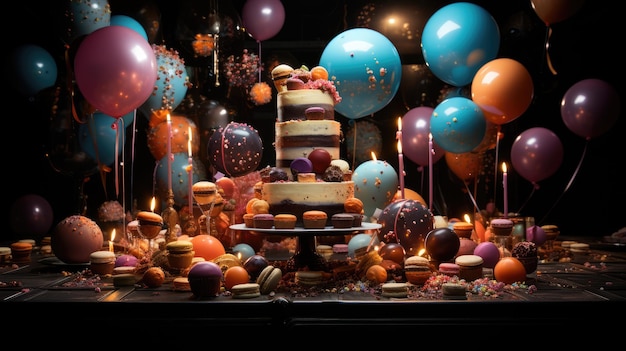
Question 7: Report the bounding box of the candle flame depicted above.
[464,214,471,223]
[166,113,171,122]
[397,116,402,131]
[429,132,432,141]
[150,197,156,212]
[111,229,116,242]
[371,151,377,161]
[501,162,507,173]
[418,248,426,257]
[397,140,402,154]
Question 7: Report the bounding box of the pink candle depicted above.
[428,133,433,212]
[397,140,405,199]
[187,127,193,213]
[502,162,508,218]
[397,117,404,199]
[166,113,172,192]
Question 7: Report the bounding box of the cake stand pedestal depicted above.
[230,223,381,271]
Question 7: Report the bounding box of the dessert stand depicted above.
[230,223,381,271]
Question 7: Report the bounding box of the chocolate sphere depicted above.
[425,227,460,262]
[308,148,332,174]
[243,254,269,280]
[378,199,433,257]
[52,215,104,264]
[378,242,406,265]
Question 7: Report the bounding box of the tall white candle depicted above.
[502,162,508,218]
[166,113,172,192]
[428,133,433,212]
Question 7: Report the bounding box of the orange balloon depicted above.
[530,0,585,26]
[147,115,199,160]
[471,58,533,125]
[473,122,499,153]
[393,188,426,205]
[148,109,169,128]
[445,152,483,182]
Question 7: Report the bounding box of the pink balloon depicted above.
[74,26,157,118]
[242,0,285,41]
[511,127,563,184]
[401,106,445,166]
[561,79,620,140]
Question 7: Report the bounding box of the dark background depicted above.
[5,0,624,241]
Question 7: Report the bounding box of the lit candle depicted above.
[187,126,193,213]
[151,196,156,212]
[109,229,116,252]
[166,113,172,192]
[428,133,434,212]
[397,140,405,199]
[396,117,405,199]
[502,162,508,218]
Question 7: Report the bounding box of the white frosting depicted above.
[277,89,334,121]
[262,181,355,205]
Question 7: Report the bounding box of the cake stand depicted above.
[230,223,381,271]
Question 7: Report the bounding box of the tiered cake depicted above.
[262,64,353,225]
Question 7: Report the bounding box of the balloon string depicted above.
[516,185,536,215]
[220,123,231,177]
[539,140,588,225]
[130,110,137,210]
[115,121,120,198]
[214,34,220,87]
[351,121,357,171]
[545,26,558,75]
[64,44,85,124]
[152,161,159,198]
[86,112,109,199]
[493,125,501,205]
[257,40,262,83]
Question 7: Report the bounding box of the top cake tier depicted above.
[277,89,335,121]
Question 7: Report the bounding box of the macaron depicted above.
[438,262,460,277]
[231,283,261,299]
[442,282,467,300]
[381,282,409,298]
[294,271,325,286]
[271,63,294,92]
[256,265,283,294]
[455,254,484,281]
[89,250,116,275]
[192,181,217,205]
[403,255,434,285]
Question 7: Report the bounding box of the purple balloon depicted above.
[401,106,445,167]
[74,25,157,117]
[242,0,285,41]
[10,194,54,238]
[511,127,563,184]
[207,122,263,177]
[561,79,620,140]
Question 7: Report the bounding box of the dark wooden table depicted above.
[3,236,624,340]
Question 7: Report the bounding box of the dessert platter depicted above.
[231,222,381,271]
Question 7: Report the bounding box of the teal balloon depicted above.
[156,153,207,208]
[430,97,486,153]
[110,15,148,41]
[352,159,399,219]
[319,28,402,119]
[78,112,126,166]
[8,44,58,97]
[140,45,189,115]
[62,0,111,44]
[421,2,499,87]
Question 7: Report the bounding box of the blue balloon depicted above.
[430,97,486,153]
[110,15,149,41]
[352,159,399,219]
[8,44,57,97]
[319,28,402,119]
[140,45,190,116]
[156,153,207,208]
[421,2,500,87]
[78,113,126,166]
